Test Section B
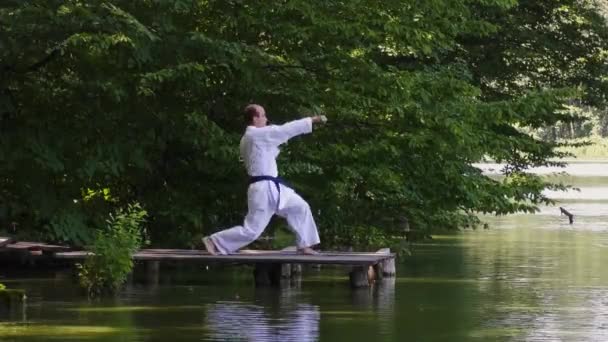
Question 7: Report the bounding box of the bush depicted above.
[77,203,147,297]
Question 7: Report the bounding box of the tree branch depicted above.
[26,48,61,73]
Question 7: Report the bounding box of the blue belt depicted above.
[248,176,291,208]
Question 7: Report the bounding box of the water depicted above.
[1,163,608,341]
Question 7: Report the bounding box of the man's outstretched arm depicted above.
[261,115,327,146]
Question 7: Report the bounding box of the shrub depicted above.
[77,203,147,296]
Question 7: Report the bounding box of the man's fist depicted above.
[312,115,327,124]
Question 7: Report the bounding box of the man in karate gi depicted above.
[202,104,327,255]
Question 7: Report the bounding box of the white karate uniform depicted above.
[210,118,321,254]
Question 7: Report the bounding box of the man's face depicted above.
[252,106,268,127]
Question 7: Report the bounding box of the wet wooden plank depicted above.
[57,251,94,258]
[55,249,395,265]
[0,237,13,248]
[5,241,71,252]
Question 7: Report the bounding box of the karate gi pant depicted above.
[210,180,320,255]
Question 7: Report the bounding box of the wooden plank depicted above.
[54,248,395,265]
[56,251,94,258]
[139,248,389,257]
[5,241,71,252]
[0,237,14,248]
[133,253,392,265]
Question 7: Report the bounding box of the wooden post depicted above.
[373,263,384,280]
[281,264,292,278]
[349,265,375,288]
[280,264,303,278]
[281,246,302,279]
[254,263,281,286]
[291,264,302,275]
[560,207,574,224]
[279,247,302,279]
[376,248,396,277]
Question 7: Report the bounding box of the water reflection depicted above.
[461,217,608,341]
[204,276,396,342]
[6,160,608,341]
[481,286,608,342]
[205,289,320,342]
[350,277,396,311]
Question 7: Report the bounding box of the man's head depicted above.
[243,104,268,127]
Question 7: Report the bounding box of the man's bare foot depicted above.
[297,247,319,255]
[202,237,218,255]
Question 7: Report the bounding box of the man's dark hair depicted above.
[243,104,260,125]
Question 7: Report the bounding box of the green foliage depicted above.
[77,203,147,297]
[0,283,5,291]
[338,225,393,251]
[460,0,608,140]
[0,1,607,249]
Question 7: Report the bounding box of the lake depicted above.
[1,163,607,341]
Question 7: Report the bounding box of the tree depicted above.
[462,0,608,141]
[1,0,605,248]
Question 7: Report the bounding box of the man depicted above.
[202,104,327,255]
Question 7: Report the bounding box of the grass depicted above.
[558,137,608,161]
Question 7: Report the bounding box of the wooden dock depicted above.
[1,240,70,253]
[54,248,392,264]
[0,237,13,248]
[56,248,396,287]
[1,237,396,288]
